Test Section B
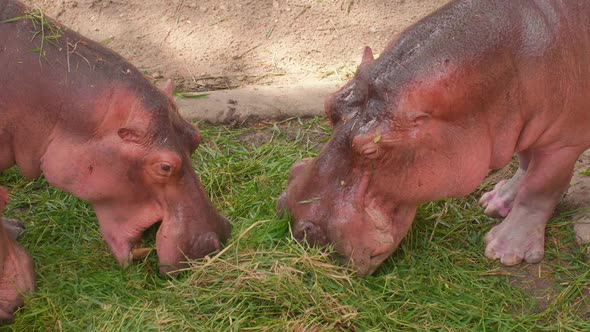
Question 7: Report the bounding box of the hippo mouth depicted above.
[94,206,230,275]
[127,220,162,261]
[280,186,417,276]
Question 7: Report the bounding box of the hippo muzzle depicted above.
[278,156,417,276]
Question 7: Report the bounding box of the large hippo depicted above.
[278,0,590,276]
[0,0,230,320]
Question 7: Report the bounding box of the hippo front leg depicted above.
[484,148,579,266]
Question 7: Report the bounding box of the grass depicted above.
[3,117,590,331]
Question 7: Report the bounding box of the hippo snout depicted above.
[157,230,224,275]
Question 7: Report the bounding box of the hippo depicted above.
[278,0,590,276]
[0,0,230,320]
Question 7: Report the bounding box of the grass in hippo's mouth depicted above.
[3,117,590,330]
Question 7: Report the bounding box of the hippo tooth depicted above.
[131,247,152,260]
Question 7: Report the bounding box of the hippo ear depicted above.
[361,46,374,65]
[160,79,175,97]
[118,128,145,144]
[351,112,431,159]
[353,47,374,77]
[406,111,431,128]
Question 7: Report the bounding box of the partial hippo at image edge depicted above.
[278,0,590,276]
[0,0,230,320]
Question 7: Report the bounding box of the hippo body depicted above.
[279,0,590,276]
[0,0,230,320]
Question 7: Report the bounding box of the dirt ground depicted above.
[24,0,449,90]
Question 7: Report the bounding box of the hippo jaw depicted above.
[94,199,230,275]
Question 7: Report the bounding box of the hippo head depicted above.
[278,47,488,276]
[39,80,230,275]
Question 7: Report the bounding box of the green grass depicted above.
[3,117,590,331]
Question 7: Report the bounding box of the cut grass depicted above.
[2,117,590,331]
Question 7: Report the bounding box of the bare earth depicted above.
[20,0,590,311]
[22,0,450,122]
[25,0,448,89]
[20,0,447,124]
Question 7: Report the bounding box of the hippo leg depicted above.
[1,218,24,241]
[479,151,531,218]
[484,148,579,266]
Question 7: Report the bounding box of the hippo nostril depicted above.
[293,219,327,246]
[192,232,222,257]
[212,237,220,251]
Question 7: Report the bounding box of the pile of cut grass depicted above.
[3,118,590,331]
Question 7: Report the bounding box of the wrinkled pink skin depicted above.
[0,0,230,319]
[278,0,590,276]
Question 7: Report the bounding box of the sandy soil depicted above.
[24,0,449,90]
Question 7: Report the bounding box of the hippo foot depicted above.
[479,168,526,218]
[479,170,526,218]
[484,217,544,266]
[479,180,518,218]
[2,218,25,241]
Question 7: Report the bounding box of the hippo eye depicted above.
[160,164,171,172]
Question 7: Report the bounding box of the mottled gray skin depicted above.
[279,0,590,276]
[0,0,230,320]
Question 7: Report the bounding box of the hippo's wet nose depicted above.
[292,219,328,247]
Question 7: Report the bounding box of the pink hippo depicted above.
[278,0,590,276]
[1,0,230,320]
